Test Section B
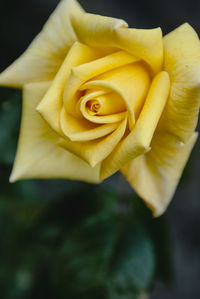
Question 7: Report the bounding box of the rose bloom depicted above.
[0,0,199,216]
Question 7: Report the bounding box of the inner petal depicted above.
[86,99,102,114]
[60,107,121,142]
[63,50,139,116]
[88,92,126,115]
[80,62,150,130]
[78,91,127,124]
[94,62,151,118]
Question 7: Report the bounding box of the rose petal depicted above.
[116,28,163,74]
[10,82,101,183]
[63,50,139,115]
[121,132,198,217]
[71,12,163,73]
[91,62,150,122]
[60,107,120,141]
[0,0,83,87]
[161,23,200,142]
[79,91,126,124]
[83,92,126,116]
[37,42,102,135]
[60,52,140,137]
[81,80,135,129]
[121,23,200,216]
[80,62,150,131]
[59,118,127,167]
[101,71,170,179]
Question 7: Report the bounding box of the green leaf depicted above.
[108,221,155,295]
[53,212,155,298]
[130,195,173,284]
[0,182,171,298]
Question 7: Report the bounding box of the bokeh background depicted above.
[0,0,199,298]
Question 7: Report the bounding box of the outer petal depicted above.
[161,23,200,142]
[10,82,101,183]
[121,132,198,217]
[0,0,83,88]
[71,12,163,73]
[101,71,170,179]
[121,24,200,216]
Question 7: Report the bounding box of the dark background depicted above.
[0,1,200,298]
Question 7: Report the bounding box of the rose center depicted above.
[86,99,102,114]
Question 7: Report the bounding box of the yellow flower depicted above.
[0,0,199,216]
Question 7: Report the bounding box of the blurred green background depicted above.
[0,0,200,298]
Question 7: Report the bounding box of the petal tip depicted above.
[0,69,21,89]
[9,170,20,183]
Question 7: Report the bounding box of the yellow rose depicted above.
[0,0,199,216]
